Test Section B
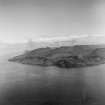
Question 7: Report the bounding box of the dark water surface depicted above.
[0,58,105,105]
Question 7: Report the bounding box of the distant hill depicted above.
[9,44,105,68]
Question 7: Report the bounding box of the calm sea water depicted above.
[0,58,105,105]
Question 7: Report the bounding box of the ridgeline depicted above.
[8,45,105,68]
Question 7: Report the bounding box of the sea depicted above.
[0,57,105,105]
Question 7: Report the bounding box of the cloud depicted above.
[34,34,105,42]
[33,35,88,42]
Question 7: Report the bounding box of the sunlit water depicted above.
[0,58,105,105]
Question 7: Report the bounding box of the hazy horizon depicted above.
[0,35,104,44]
[0,0,105,43]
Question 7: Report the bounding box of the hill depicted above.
[8,45,105,68]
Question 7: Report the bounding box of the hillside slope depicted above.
[8,45,105,68]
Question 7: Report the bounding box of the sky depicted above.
[0,0,105,43]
